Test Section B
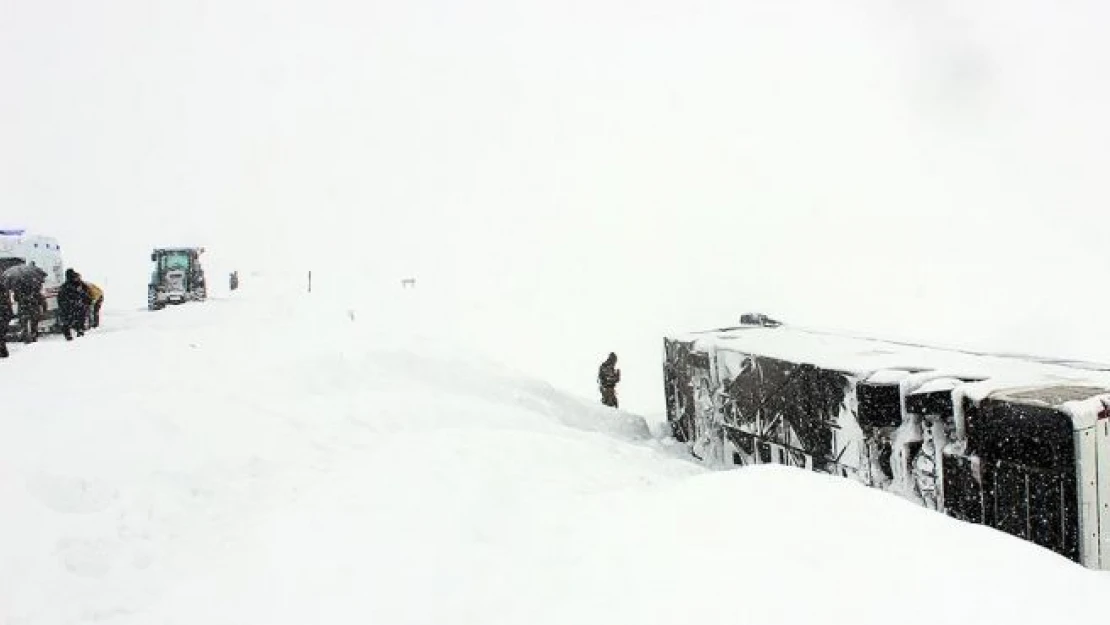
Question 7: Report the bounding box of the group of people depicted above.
[0,267,104,358]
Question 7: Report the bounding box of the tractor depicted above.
[148,248,207,310]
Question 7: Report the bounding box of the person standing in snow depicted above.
[57,269,92,341]
[0,284,12,358]
[598,352,621,408]
[7,265,46,344]
[84,281,104,329]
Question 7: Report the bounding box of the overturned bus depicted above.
[663,320,1110,570]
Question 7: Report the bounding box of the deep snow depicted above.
[2,282,1108,625]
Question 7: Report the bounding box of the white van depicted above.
[0,229,66,333]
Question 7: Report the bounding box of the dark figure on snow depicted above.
[84,281,104,329]
[229,271,239,291]
[14,289,45,344]
[0,285,12,358]
[598,352,621,408]
[3,263,47,344]
[58,269,92,341]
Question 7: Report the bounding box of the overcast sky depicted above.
[4,0,1110,406]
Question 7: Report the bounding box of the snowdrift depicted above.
[528,466,1110,625]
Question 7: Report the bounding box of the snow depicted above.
[865,368,913,384]
[2,282,1108,625]
[3,0,1110,619]
[909,376,963,395]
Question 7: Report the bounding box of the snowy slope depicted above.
[1,284,1108,625]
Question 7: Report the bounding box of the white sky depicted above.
[4,0,1110,401]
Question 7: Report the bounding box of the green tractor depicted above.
[148,247,207,311]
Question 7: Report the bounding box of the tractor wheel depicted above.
[148,287,164,311]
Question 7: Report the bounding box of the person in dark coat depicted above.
[6,265,47,344]
[0,285,12,358]
[57,269,92,340]
[598,352,621,408]
[12,289,44,344]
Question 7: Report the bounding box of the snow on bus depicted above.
[662,316,1110,570]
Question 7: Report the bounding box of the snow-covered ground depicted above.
[2,283,1108,625]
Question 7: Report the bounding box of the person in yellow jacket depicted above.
[84,281,104,329]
